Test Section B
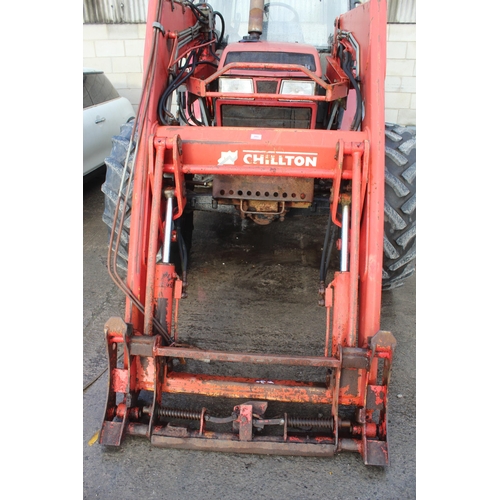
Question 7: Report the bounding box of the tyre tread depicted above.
[382,123,416,290]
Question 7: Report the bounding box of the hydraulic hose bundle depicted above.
[158,2,224,126]
[338,43,363,131]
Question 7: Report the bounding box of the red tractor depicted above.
[100,0,416,466]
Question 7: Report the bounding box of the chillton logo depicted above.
[243,150,318,167]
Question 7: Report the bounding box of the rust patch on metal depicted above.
[339,368,361,398]
[111,368,128,393]
[364,440,389,467]
[238,404,253,441]
[130,335,157,357]
[154,425,189,438]
[213,175,314,202]
[164,371,332,404]
[366,385,385,410]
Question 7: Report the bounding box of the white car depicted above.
[83,68,135,176]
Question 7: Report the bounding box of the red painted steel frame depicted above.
[101,0,393,466]
[129,1,387,345]
[342,1,387,349]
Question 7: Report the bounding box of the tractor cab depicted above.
[209,0,355,131]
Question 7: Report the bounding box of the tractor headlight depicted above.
[219,78,254,94]
[279,80,315,97]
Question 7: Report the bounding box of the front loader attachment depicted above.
[99,0,395,466]
[100,313,395,465]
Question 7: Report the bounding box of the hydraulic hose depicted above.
[342,50,362,131]
[186,0,208,21]
[158,47,217,126]
[319,215,333,283]
[213,11,225,47]
[107,0,173,345]
[175,219,188,282]
[158,50,197,124]
[319,215,338,284]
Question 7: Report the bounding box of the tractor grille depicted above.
[220,104,312,129]
[256,80,278,94]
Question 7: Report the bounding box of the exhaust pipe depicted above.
[247,0,265,40]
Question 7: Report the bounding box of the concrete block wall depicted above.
[83,23,416,126]
[385,24,416,126]
[83,24,146,110]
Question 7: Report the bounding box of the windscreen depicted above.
[205,0,350,50]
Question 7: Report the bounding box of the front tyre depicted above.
[101,120,135,272]
[101,120,193,276]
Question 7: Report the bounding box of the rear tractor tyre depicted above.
[382,124,416,290]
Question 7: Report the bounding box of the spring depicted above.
[287,417,334,430]
[154,406,334,429]
[157,407,202,420]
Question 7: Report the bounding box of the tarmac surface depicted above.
[83,169,416,499]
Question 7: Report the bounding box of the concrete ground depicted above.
[83,170,416,499]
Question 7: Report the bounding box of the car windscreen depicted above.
[83,72,120,109]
